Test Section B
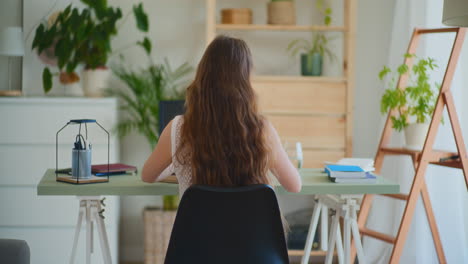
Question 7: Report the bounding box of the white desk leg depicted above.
[86,201,92,264]
[336,220,344,264]
[321,205,328,251]
[325,209,340,264]
[301,201,322,264]
[351,206,366,263]
[343,203,352,264]
[94,202,112,264]
[70,205,84,264]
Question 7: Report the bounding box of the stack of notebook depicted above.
[325,158,377,183]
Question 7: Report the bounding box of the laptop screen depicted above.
[159,100,185,135]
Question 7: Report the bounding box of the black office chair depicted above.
[164,184,289,264]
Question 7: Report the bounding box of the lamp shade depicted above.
[443,0,468,26]
[0,27,25,56]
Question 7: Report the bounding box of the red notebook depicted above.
[91,163,137,174]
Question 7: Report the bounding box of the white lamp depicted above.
[443,0,468,26]
[0,26,24,96]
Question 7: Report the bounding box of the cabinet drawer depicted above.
[267,115,346,149]
[0,98,117,144]
[0,144,118,185]
[253,78,346,114]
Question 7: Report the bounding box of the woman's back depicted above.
[142,35,302,194]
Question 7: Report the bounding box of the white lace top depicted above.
[170,115,192,196]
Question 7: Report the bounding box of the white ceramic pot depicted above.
[62,81,83,97]
[404,123,430,150]
[82,68,111,97]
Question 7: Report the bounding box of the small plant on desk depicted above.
[379,54,440,150]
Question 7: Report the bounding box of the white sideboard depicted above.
[0,97,120,263]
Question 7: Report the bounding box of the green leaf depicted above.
[137,37,152,54]
[379,66,391,80]
[324,16,331,26]
[404,53,415,58]
[325,7,332,15]
[397,64,409,75]
[42,68,53,93]
[133,3,149,32]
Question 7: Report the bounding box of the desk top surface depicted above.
[37,169,399,196]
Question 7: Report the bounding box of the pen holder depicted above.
[72,149,92,179]
[56,119,110,184]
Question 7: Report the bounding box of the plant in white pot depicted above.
[79,2,150,97]
[379,54,440,150]
[32,1,150,96]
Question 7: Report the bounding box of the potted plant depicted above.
[32,1,150,96]
[287,34,335,76]
[379,54,439,150]
[286,0,335,76]
[108,36,193,210]
[267,0,296,25]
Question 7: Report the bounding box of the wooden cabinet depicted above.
[0,97,120,263]
[205,0,356,168]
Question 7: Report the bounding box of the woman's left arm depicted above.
[141,120,173,182]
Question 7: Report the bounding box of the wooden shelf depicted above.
[252,75,346,83]
[430,160,463,169]
[380,147,458,163]
[262,110,345,117]
[288,249,329,257]
[216,24,346,32]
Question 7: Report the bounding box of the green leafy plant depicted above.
[32,0,150,93]
[108,48,192,211]
[379,54,440,132]
[108,59,193,149]
[287,0,335,60]
[287,33,336,60]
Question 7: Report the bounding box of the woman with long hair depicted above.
[142,35,301,195]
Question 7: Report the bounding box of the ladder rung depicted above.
[360,228,396,244]
[381,193,408,201]
[380,147,418,156]
[430,160,463,169]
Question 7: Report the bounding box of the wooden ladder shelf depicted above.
[352,27,468,264]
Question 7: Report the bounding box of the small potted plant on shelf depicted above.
[379,54,439,150]
[32,1,150,96]
[287,33,335,76]
[286,0,335,76]
[267,0,296,25]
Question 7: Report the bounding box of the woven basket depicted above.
[144,208,177,264]
[221,8,253,24]
[267,1,296,25]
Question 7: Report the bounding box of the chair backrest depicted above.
[164,184,289,264]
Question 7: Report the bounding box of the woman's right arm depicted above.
[265,120,302,193]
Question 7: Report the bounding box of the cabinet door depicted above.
[0,98,120,263]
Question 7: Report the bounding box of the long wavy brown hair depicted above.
[176,35,270,186]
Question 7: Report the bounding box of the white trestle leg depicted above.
[69,197,112,264]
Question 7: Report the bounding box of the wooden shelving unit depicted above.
[205,0,356,257]
[205,0,356,169]
[216,24,346,32]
